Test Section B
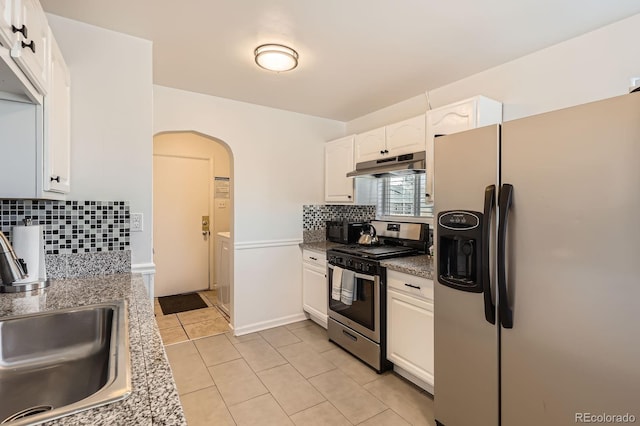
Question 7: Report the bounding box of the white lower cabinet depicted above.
[302,250,327,328]
[386,270,434,393]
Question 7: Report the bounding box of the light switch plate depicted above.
[131,213,143,232]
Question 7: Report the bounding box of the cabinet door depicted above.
[44,35,70,193]
[11,0,48,94]
[354,126,386,163]
[427,100,478,136]
[302,263,327,328]
[0,0,15,48]
[426,99,478,204]
[387,288,434,386]
[385,114,426,157]
[325,135,354,203]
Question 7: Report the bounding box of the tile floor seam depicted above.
[273,345,339,380]
[192,339,219,387]
[177,383,218,398]
[304,376,350,422]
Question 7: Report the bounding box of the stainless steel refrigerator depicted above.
[433,93,640,426]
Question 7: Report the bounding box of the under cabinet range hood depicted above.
[346,151,426,178]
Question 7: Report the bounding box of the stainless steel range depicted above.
[326,220,429,373]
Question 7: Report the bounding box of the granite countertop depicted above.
[380,254,434,280]
[299,240,344,254]
[0,274,186,426]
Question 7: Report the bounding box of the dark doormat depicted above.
[158,293,208,315]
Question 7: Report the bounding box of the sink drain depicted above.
[2,406,53,424]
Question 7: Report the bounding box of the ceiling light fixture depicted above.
[254,44,299,72]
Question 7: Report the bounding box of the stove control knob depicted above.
[347,259,354,267]
[355,262,362,271]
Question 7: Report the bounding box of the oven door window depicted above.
[328,266,376,331]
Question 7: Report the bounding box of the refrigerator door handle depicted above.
[498,183,514,329]
[482,185,496,325]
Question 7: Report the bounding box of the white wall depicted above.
[154,86,344,333]
[347,13,640,133]
[47,14,154,266]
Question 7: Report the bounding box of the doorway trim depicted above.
[152,130,235,329]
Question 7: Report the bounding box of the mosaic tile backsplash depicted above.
[0,200,130,255]
[303,204,376,242]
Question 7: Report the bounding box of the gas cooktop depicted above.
[330,244,418,260]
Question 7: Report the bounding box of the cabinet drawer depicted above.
[386,270,433,301]
[302,250,326,267]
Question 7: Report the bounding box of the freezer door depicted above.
[500,93,640,425]
[434,125,499,426]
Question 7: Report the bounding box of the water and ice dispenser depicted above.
[437,211,484,293]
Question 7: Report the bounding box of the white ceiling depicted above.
[40,0,640,121]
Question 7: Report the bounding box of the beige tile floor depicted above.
[157,298,436,426]
[155,290,230,344]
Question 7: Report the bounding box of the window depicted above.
[377,174,432,218]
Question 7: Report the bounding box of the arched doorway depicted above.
[153,131,234,335]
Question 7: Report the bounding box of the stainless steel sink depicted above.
[0,300,131,425]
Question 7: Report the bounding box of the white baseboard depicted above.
[131,262,156,302]
[233,312,308,336]
[393,365,434,395]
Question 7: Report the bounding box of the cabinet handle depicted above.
[404,283,421,290]
[12,25,27,38]
[384,149,389,154]
[310,256,317,261]
[347,195,352,199]
[380,150,384,154]
[51,176,60,183]
[21,40,35,54]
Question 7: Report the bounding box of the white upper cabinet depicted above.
[355,114,426,163]
[426,96,502,203]
[325,135,355,203]
[354,126,386,163]
[385,114,426,157]
[0,0,16,48]
[11,0,49,95]
[44,33,70,194]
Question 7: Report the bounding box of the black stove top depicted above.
[330,244,418,260]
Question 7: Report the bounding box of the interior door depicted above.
[153,155,210,297]
[500,94,640,425]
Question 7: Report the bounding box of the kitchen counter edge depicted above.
[0,273,186,426]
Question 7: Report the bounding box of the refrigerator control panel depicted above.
[438,211,480,230]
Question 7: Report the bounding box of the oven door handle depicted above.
[328,265,378,283]
[354,272,377,281]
